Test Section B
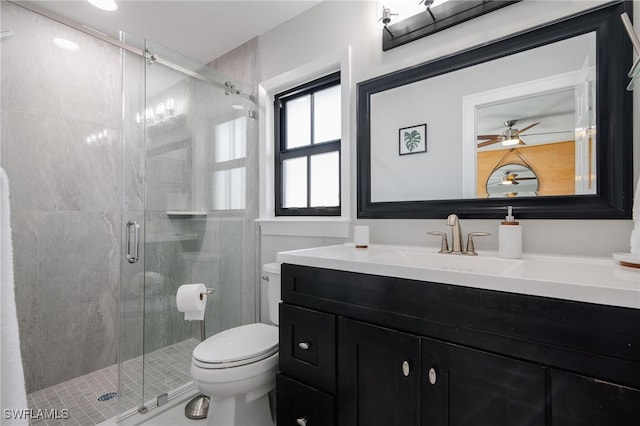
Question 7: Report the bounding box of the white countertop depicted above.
[276,244,640,310]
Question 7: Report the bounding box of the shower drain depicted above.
[97,392,118,402]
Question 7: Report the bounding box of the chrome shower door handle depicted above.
[126,220,140,264]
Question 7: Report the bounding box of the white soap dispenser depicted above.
[499,206,522,259]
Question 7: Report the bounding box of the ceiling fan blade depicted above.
[513,121,540,136]
[477,138,502,148]
[477,134,501,139]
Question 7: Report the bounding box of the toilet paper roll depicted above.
[176,283,207,321]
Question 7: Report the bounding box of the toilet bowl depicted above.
[190,263,281,426]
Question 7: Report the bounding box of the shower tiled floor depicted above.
[27,338,199,426]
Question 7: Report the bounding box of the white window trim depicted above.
[258,46,352,238]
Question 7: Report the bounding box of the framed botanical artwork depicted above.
[399,124,427,155]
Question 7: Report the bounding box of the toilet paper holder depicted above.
[185,287,216,420]
[200,288,216,299]
[200,288,215,300]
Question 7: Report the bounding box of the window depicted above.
[274,72,341,216]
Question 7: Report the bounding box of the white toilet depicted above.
[190,263,281,426]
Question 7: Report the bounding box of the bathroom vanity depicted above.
[275,244,640,425]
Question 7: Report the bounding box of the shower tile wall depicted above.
[1,3,122,393]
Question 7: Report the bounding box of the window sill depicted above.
[256,217,352,238]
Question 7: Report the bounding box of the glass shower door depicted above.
[120,37,254,418]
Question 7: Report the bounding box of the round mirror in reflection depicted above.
[486,163,538,198]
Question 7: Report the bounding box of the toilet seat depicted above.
[193,323,278,369]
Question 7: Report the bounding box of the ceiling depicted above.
[20,0,321,64]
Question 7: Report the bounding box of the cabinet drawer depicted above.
[279,303,336,393]
[277,374,334,426]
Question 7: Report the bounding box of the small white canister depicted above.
[354,225,369,248]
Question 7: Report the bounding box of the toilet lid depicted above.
[193,323,278,365]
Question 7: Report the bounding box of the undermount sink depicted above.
[369,248,524,275]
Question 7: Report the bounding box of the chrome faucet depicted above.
[428,214,489,255]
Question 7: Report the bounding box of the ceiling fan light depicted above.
[502,138,523,146]
[88,0,117,11]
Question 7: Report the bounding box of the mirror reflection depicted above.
[369,31,595,202]
[475,85,590,198]
[485,163,538,198]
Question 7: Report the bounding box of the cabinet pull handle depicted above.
[126,220,140,264]
[402,360,410,377]
[428,367,437,385]
[296,417,307,426]
[298,342,310,350]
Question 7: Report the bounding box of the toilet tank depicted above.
[263,263,281,325]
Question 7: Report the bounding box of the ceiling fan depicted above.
[477,119,540,148]
[489,170,538,186]
[502,172,527,185]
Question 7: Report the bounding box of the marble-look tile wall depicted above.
[1,3,123,393]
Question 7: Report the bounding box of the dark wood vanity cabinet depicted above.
[277,263,640,426]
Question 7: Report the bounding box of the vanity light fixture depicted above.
[419,0,437,21]
[88,0,117,12]
[136,98,178,126]
[53,38,79,51]
[378,6,398,38]
[382,0,521,51]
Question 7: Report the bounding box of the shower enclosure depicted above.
[119,35,257,417]
[1,2,257,423]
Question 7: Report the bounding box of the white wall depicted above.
[257,0,640,276]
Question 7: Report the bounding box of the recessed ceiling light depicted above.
[88,0,117,12]
[53,38,79,51]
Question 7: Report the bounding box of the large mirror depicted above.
[357,1,633,219]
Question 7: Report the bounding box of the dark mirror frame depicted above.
[358,0,633,220]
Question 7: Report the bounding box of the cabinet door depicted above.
[551,368,640,425]
[422,337,546,426]
[338,318,420,426]
[277,374,334,426]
